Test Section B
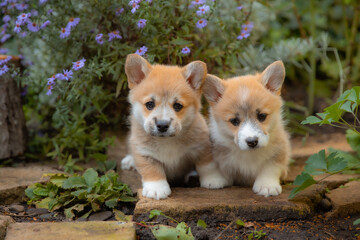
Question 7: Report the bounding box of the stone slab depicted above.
[134,186,312,222]
[5,222,135,240]
[0,215,14,240]
[325,180,360,218]
[0,167,60,204]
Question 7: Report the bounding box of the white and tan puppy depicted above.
[203,61,290,197]
[121,54,227,200]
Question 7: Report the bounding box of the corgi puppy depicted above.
[121,54,227,200]
[203,61,290,197]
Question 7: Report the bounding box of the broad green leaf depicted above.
[322,102,343,124]
[301,116,322,125]
[326,152,347,173]
[236,219,245,227]
[63,176,87,189]
[91,153,107,162]
[33,187,50,197]
[71,189,87,199]
[149,209,164,219]
[289,172,317,199]
[196,219,207,229]
[354,218,360,225]
[347,88,358,103]
[25,187,37,200]
[64,204,86,219]
[150,225,194,240]
[35,197,52,209]
[119,194,136,202]
[50,175,68,187]
[346,129,360,155]
[113,209,132,222]
[304,150,327,175]
[105,198,118,208]
[340,101,352,113]
[176,222,190,232]
[83,168,98,188]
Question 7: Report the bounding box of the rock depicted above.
[325,181,360,218]
[0,215,15,240]
[88,211,113,221]
[5,222,136,240]
[0,167,60,205]
[319,198,332,211]
[0,55,26,160]
[134,186,312,222]
[26,208,49,216]
[8,204,24,213]
[38,213,54,221]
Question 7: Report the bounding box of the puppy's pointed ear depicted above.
[125,54,152,89]
[203,74,225,104]
[182,61,207,91]
[260,60,285,95]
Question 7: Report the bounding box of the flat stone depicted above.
[134,186,312,222]
[0,167,60,205]
[5,222,135,240]
[88,211,113,221]
[8,204,24,213]
[325,181,360,218]
[26,208,49,216]
[0,215,14,240]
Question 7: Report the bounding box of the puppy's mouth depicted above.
[150,132,176,137]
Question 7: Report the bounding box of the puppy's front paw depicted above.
[142,180,171,200]
[121,155,136,170]
[253,180,282,197]
[200,173,228,189]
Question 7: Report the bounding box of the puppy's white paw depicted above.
[121,155,136,170]
[200,173,228,189]
[142,180,171,200]
[253,180,282,197]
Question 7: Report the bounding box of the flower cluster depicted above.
[192,1,210,29]
[135,46,147,56]
[237,21,254,40]
[13,12,50,35]
[60,17,80,39]
[95,30,122,44]
[0,56,11,76]
[46,58,85,95]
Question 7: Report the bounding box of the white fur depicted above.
[253,163,282,197]
[237,121,269,150]
[121,154,136,170]
[197,161,228,189]
[142,180,171,200]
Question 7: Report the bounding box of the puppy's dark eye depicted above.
[229,117,240,126]
[173,103,183,112]
[257,113,267,122]
[145,101,155,110]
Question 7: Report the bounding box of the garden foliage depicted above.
[25,168,136,219]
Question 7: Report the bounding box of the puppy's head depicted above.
[125,54,206,137]
[204,61,285,150]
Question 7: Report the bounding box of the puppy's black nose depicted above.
[156,120,170,133]
[246,137,258,148]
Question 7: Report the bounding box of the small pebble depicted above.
[26,208,49,215]
[9,204,25,213]
[88,211,113,221]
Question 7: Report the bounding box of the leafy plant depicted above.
[25,168,136,219]
[248,230,266,240]
[196,219,207,229]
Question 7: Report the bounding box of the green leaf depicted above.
[289,172,317,199]
[33,187,50,197]
[340,101,352,113]
[91,153,107,162]
[119,194,136,202]
[25,186,37,200]
[346,129,360,155]
[63,176,87,189]
[354,218,360,225]
[64,204,86,219]
[326,152,347,173]
[35,197,52,209]
[196,219,207,229]
[105,198,118,208]
[301,116,322,125]
[150,225,194,240]
[170,38,192,45]
[149,209,164,219]
[83,168,98,188]
[236,219,245,227]
[304,150,327,175]
[49,175,68,187]
[113,209,131,222]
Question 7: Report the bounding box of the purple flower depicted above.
[241,22,254,33]
[46,85,53,95]
[27,22,39,32]
[196,19,207,29]
[55,73,65,80]
[1,34,11,43]
[237,6,243,11]
[14,23,21,33]
[108,30,122,41]
[95,33,104,44]
[16,3,28,11]
[0,64,9,76]
[181,47,191,55]
[196,5,210,16]
[30,9,38,17]
[115,8,124,16]
[3,15,11,23]
[66,17,80,29]
[72,58,86,71]
[237,32,250,40]
[60,27,70,39]
[0,48,8,54]
[16,13,30,25]
[39,0,48,5]
[131,3,139,14]
[19,31,27,38]
[129,0,141,5]
[137,19,146,29]
[47,9,53,15]
[62,69,73,81]
[47,75,56,85]
[135,46,147,56]
[40,20,50,29]
[191,0,206,5]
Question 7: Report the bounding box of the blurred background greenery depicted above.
[1,0,359,172]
